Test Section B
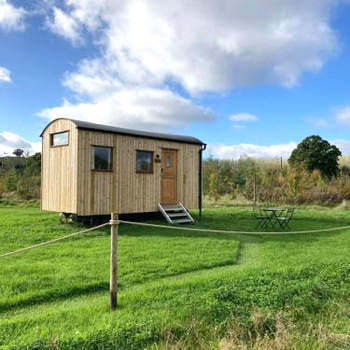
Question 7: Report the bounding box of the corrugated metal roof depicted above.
[41,118,205,145]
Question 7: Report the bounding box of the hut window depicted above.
[136,150,153,173]
[92,146,112,171]
[51,131,69,146]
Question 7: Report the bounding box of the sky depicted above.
[1,0,350,159]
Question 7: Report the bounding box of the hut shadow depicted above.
[0,258,238,314]
[0,282,111,314]
[118,223,240,241]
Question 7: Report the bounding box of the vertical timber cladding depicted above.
[41,119,78,213]
[77,130,116,216]
[161,149,178,204]
[76,129,201,216]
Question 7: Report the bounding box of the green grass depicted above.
[0,205,349,349]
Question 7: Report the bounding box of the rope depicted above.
[0,222,109,259]
[118,220,350,235]
[2,218,349,259]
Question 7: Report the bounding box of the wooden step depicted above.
[172,218,193,224]
[168,212,188,218]
[158,202,194,224]
[163,206,183,212]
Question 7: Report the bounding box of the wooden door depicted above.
[161,149,177,204]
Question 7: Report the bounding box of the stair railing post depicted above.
[109,212,118,310]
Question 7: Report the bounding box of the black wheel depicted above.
[59,213,68,224]
[60,213,75,224]
[68,214,78,224]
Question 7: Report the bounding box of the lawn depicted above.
[0,205,349,349]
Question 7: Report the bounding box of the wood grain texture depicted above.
[41,119,78,213]
[42,121,201,215]
[161,149,177,204]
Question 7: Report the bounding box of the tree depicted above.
[288,135,341,178]
[16,153,41,199]
[208,172,220,200]
[13,148,24,157]
[25,152,41,177]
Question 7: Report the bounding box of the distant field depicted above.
[0,205,349,349]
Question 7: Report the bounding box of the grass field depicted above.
[0,205,349,349]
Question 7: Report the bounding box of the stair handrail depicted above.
[158,203,173,224]
[178,202,194,222]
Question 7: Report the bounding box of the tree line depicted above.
[204,136,350,205]
[0,150,41,201]
[1,135,349,206]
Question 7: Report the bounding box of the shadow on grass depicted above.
[0,260,239,314]
[118,218,348,245]
[2,209,346,314]
[0,281,110,313]
[118,223,240,240]
[237,229,347,252]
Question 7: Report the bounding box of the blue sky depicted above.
[1,0,350,158]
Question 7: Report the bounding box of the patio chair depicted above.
[276,208,295,228]
[252,205,271,228]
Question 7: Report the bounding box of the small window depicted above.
[51,131,69,146]
[92,146,112,171]
[136,150,153,173]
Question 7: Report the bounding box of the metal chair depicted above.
[276,208,295,228]
[252,205,271,228]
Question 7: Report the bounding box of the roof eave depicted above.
[75,125,205,145]
[40,117,206,146]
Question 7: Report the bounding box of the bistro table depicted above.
[263,207,286,227]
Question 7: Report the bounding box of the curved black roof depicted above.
[41,118,205,145]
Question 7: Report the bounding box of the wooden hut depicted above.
[40,118,206,223]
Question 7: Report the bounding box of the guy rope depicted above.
[0,222,109,259]
[1,214,349,310]
[119,220,350,236]
[1,219,350,260]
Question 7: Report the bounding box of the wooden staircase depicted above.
[158,202,194,224]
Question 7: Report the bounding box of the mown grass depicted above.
[0,205,349,349]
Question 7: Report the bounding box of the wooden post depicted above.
[110,212,118,310]
[253,165,257,205]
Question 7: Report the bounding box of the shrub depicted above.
[203,156,350,206]
[0,153,41,201]
[4,170,19,192]
[0,177,5,196]
[295,186,342,205]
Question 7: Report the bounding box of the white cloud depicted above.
[207,138,350,160]
[0,131,40,156]
[0,66,11,82]
[229,113,258,130]
[307,117,329,128]
[308,106,350,129]
[229,113,258,122]
[232,124,246,130]
[46,7,82,44]
[335,106,350,126]
[207,142,298,160]
[38,88,214,131]
[333,139,350,155]
[42,0,343,130]
[0,0,25,31]
[62,58,122,97]
[46,0,339,92]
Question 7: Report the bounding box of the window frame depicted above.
[91,145,113,172]
[136,150,154,174]
[50,131,69,147]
